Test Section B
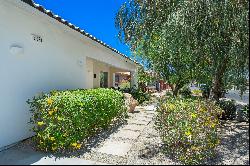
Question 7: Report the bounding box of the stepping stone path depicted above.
[97,141,132,157]
[127,119,150,125]
[112,130,141,140]
[122,124,146,131]
[96,104,157,157]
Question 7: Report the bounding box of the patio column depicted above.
[130,70,138,89]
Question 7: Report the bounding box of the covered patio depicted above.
[86,57,137,89]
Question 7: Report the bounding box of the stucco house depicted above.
[0,0,138,149]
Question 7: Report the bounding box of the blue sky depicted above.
[35,0,131,57]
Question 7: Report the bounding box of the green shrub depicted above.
[179,85,192,98]
[120,87,150,104]
[155,97,223,164]
[27,88,126,152]
[165,91,173,97]
[240,104,249,122]
[129,88,151,104]
[216,99,236,120]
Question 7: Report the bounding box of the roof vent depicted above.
[31,34,43,43]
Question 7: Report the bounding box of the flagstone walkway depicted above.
[78,96,176,165]
[96,104,156,157]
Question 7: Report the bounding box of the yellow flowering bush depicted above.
[27,88,126,152]
[155,97,223,164]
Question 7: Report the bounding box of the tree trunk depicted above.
[173,88,179,96]
[211,59,228,101]
[211,75,224,101]
[171,84,181,97]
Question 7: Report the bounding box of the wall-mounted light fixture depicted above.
[9,45,24,55]
[77,57,84,66]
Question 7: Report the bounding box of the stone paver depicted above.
[141,110,156,115]
[111,129,140,140]
[97,141,132,157]
[144,105,157,111]
[134,116,152,122]
[127,119,149,125]
[138,113,155,118]
[135,106,145,110]
[122,124,146,131]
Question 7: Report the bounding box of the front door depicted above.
[100,72,108,88]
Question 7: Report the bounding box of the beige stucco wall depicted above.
[86,58,94,89]
[0,0,137,149]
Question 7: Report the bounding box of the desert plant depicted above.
[216,99,237,120]
[27,88,126,152]
[165,91,173,97]
[155,97,223,164]
[129,87,151,104]
[120,86,151,104]
[240,104,249,122]
[179,85,192,98]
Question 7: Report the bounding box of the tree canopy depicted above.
[116,0,249,99]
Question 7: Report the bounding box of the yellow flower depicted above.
[168,104,175,110]
[76,144,82,149]
[47,98,53,105]
[211,123,216,128]
[191,113,197,119]
[71,143,77,147]
[49,137,55,141]
[48,110,54,116]
[185,131,191,136]
[37,121,44,126]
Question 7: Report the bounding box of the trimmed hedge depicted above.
[27,88,126,152]
[155,97,223,164]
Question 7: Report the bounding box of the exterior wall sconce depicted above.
[77,57,84,66]
[10,45,24,55]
